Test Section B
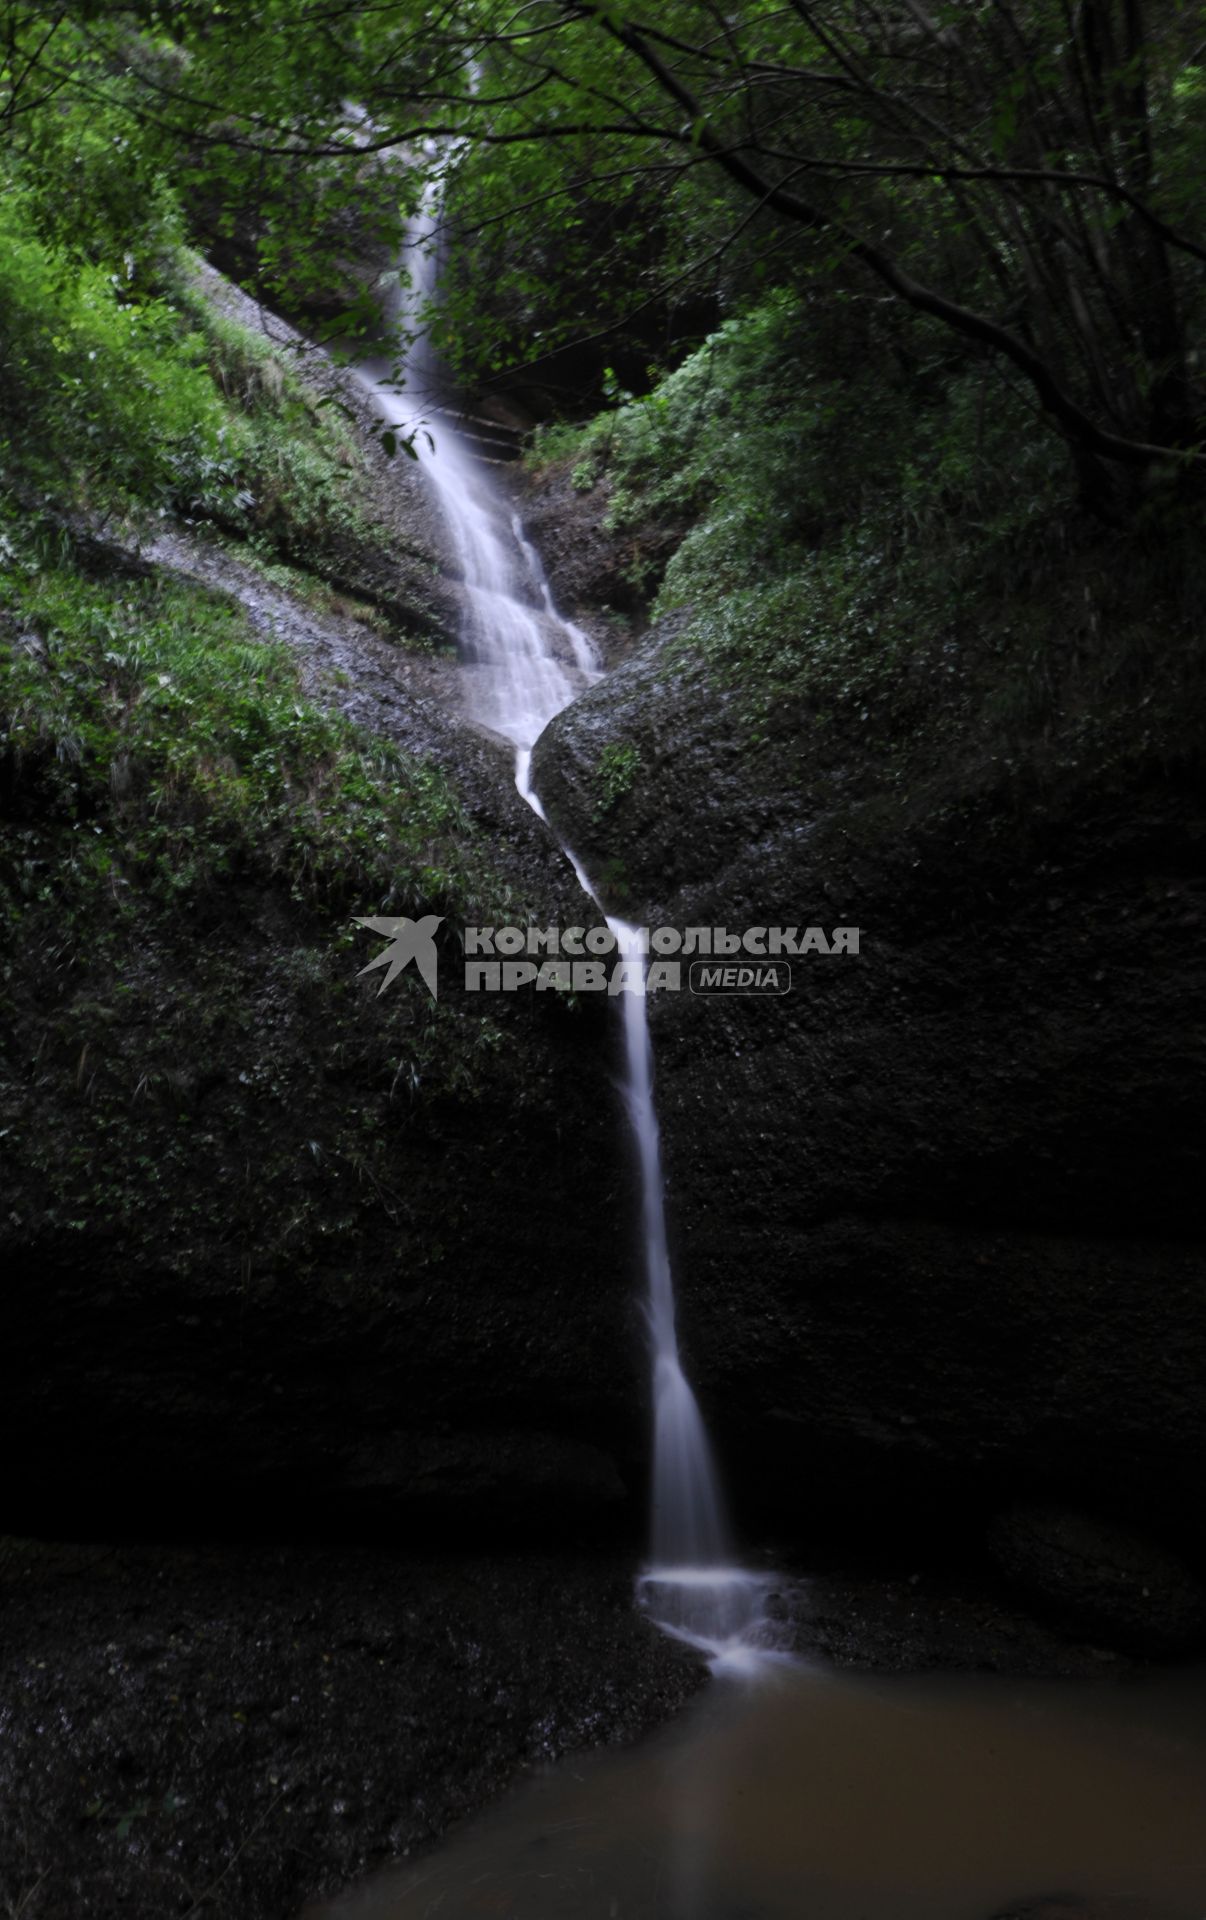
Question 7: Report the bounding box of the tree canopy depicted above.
[3,0,1205,515]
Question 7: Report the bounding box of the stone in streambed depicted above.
[986,1505,1206,1655]
[990,1898,1187,1920]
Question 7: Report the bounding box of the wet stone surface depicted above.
[783,1561,1145,1679]
[0,1538,701,1920]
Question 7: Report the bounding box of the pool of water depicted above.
[305,1652,1206,1920]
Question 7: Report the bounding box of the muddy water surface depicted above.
[308,1656,1206,1920]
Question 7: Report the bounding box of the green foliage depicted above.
[0,174,377,567]
[0,191,236,514]
[178,288,375,543]
[84,1792,184,1840]
[592,741,640,821]
[0,520,528,1286]
[15,80,184,272]
[166,282,383,555]
[0,515,519,1257]
[435,122,724,394]
[0,523,477,920]
[545,288,1070,728]
[4,0,1205,493]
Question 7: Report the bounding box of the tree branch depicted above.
[585,3,1201,471]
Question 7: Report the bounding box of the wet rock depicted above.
[531,615,1206,1553]
[333,1430,628,1533]
[0,1538,703,1920]
[182,258,459,644]
[988,1899,1186,1920]
[986,1507,1206,1655]
[514,464,665,668]
[783,1559,1145,1679]
[991,1900,1102,1920]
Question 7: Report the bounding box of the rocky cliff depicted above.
[529,475,1206,1561]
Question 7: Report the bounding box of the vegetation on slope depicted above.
[0,96,509,1283]
[0,182,384,549]
[0,506,516,1274]
[528,279,1206,813]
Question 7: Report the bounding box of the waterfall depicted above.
[613,916,778,1666]
[356,181,777,1667]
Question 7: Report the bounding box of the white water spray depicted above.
[357,169,597,753]
[357,182,777,1665]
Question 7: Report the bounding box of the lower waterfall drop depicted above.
[609,915,778,1665]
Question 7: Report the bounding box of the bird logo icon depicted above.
[353,915,444,998]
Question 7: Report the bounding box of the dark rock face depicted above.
[986,1507,1206,1655]
[0,458,650,1546]
[530,621,1206,1558]
[515,468,651,632]
[0,799,644,1537]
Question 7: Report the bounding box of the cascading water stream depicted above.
[612,916,779,1665]
[356,184,778,1666]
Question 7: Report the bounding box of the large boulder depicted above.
[530,618,1206,1554]
[987,1506,1206,1654]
